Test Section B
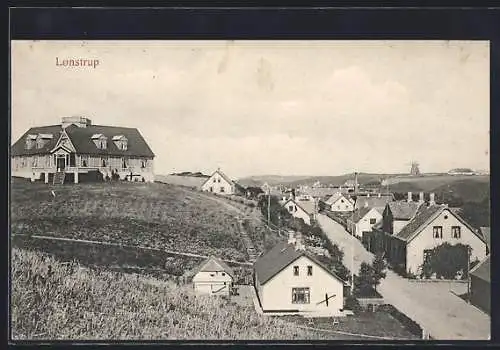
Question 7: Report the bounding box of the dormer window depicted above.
[91,134,108,149]
[112,135,128,151]
[25,134,37,149]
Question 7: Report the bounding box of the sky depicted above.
[11,40,490,179]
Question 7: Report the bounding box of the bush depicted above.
[421,243,471,279]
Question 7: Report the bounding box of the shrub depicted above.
[421,243,471,279]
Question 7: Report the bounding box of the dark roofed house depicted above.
[11,116,155,184]
[375,200,487,276]
[253,231,346,316]
[470,255,490,314]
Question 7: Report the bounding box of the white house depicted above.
[283,198,316,225]
[347,207,384,238]
[380,200,488,276]
[324,192,355,212]
[201,169,235,195]
[11,116,155,184]
[253,232,346,316]
[192,256,234,296]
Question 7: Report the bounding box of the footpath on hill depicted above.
[316,214,491,340]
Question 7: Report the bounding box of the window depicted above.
[341,199,344,203]
[370,218,377,225]
[213,178,216,183]
[307,266,313,276]
[424,249,432,264]
[292,288,310,304]
[220,187,225,193]
[36,139,45,149]
[218,178,221,183]
[141,160,146,168]
[101,158,107,167]
[210,273,215,277]
[122,158,128,169]
[25,139,34,149]
[81,156,88,167]
[222,273,225,276]
[289,205,294,212]
[293,266,299,276]
[433,226,443,239]
[452,226,461,238]
[209,186,213,192]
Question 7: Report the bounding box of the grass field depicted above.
[11,179,250,263]
[11,248,351,340]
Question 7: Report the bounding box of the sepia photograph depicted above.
[10,40,490,341]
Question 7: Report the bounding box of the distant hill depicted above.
[237,173,399,187]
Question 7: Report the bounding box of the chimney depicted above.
[354,172,359,194]
[378,193,381,198]
[288,230,296,245]
[367,193,370,198]
[407,191,412,203]
[419,192,424,204]
[364,201,369,208]
[429,193,435,205]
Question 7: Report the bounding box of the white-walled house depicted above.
[324,192,355,212]
[283,198,316,225]
[10,116,155,183]
[377,201,487,276]
[253,233,346,316]
[192,256,234,296]
[347,207,384,238]
[201,169,235,195]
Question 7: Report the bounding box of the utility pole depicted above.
[267,187,271,227]
[351,239,355,294]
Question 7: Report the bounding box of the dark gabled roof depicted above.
[470,255,490,283]
[11,123,155,157]
[65,124,154,157]
[480,227,491,251]
[395,204,484,243]
[396,204,445,241]
[254,241,345,286]
[387,201,422,220]
[355,196,394,210]
[11,125,63,156]
[350,207,372,224]
[193,256,235,278]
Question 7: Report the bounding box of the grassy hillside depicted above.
[387,175,489,194]
[11,248,337,340]
[10,179,254,270]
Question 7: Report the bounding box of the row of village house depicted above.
[11,117,490,316]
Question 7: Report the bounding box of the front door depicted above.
[56,157,66,171]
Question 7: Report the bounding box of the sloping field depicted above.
[10,179,249,266]
[385,175,489,192]
[11,248,345,340]
[155,174,208,189]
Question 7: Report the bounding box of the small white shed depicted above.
[192,256,235,296]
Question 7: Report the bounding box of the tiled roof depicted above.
[254,241,344,285]
[11,125,63,156]
[395,204,445,241]
[355,196,394,210]
[480,227,491,251]
[395,204,484,244]
[11,124,155,157]
[470,255,490,283]
[388,201,422,220]
[296,200,316,215]
[193,256,235,278]
[350,207,372,224]
[300,187,339,198]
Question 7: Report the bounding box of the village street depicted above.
[317,214,491,340]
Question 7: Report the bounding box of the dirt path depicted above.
[12,233,253,267]
[317,213,491,340]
